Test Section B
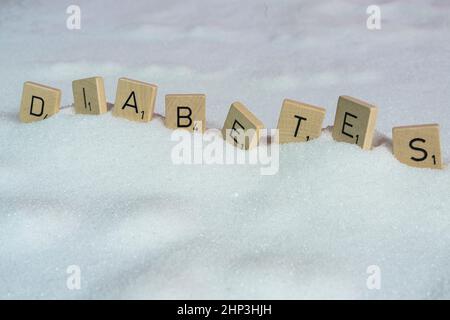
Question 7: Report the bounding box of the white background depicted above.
[0,0,449,299]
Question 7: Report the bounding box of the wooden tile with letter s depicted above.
[392,124,443,169]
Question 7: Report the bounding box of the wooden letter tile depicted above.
[277,98,326,143]
[113,78,157,122]
[165,94,206,132]
[19,82,61,123]
[392,124,443,169]
[72,76,107,115]
[332,96,378,150]
[222,101,264,150]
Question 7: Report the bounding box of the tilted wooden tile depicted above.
[19,82,61,123]
[222,101,264,150]
[165,94,206,132]
[72,76,107,115]
[332,95,378,150]
[392,124,443,169]
[277,98,326,144]
[113,77,157,122]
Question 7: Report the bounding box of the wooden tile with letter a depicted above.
[165,94,206,132]
[332,95,378,150]
[19,82,61,123]
[222,101,264,150]
[113,77,157,122]
[277,99,326,143]
[72,76,107,115]
[392,124,443,169]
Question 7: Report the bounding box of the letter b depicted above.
[177,106,193,128]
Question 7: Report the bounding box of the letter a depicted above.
[122,91,139,113]
[366,265,381,290]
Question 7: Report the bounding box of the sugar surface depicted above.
[0,0,449,299]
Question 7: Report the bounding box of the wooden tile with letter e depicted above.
[277,98,326,143]
[72,76,107,115]
[222,101,264,150]
[165,94,206,132]
[332,95,378,150]
[392,124,443,169]
[113,77,157,122]
[19,81,61,123]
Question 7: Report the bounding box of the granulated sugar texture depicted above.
[0,0,449,299]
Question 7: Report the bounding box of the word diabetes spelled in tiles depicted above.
[18,77,444,170]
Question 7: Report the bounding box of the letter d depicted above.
[30,95,45,117]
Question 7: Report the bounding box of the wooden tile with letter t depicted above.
[392,124,443,169]
[222,101,264,150]
[72,76,107,115]
[113,77,157,122]
[165,94,206,132]
[332,95,378,150]
[277,99,326,143]
[19,82,61,123]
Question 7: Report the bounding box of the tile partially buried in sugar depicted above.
[19,81,61,123]
[277,98,326,143]
[222,101,264,150]
[165,94,206,132]
[332,95,378,150]
[392,124,443,169]
[113,77,157,122]
[72,76,107,115]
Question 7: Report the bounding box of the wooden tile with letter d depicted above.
[72,76,107,115]
[392,124,443,169]
[222,101,264,150]
[113,77,157,122]
[332,95,378,150]
[165,94,206,132]
[277,98,326,143]
[19,81,61,123]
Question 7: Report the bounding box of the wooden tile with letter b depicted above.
[72,76,107,115]
[19,82,61,123]
[332,95,378,150]
[392,124,443,169]
[277,99,326,143]
[222,101,264,150]
[113,77,157,122]
[165,94,206,132]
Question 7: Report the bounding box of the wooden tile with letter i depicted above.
[222,101,264,150]
[332,95,378,150]
[165,94,206,132]
[113,77,157,122]
[277,98,326,143]
[72,76,107,115]
[19,81,61,123]
[392,124,443,169]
